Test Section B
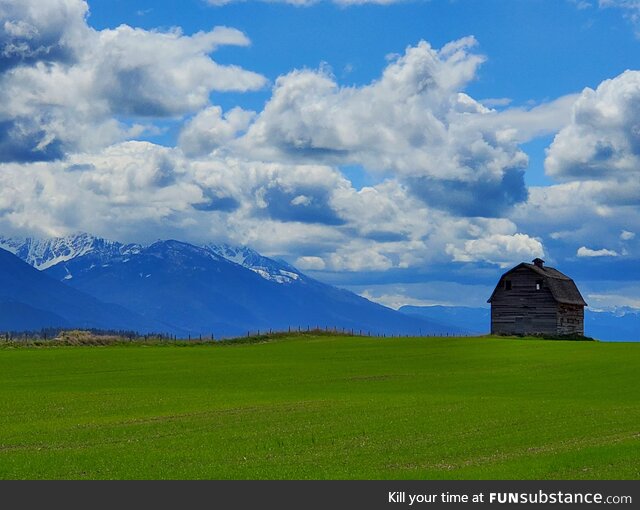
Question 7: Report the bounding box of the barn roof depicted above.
[487,262,588,306]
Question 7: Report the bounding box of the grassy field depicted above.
[0,334,638,479]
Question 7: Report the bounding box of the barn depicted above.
[487,258,587,336]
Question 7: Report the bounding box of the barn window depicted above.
[505,280,512,291]
[536,279,543,290]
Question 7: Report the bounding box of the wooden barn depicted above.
[487,258,587,336]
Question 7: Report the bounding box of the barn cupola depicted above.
[532,257,545,268]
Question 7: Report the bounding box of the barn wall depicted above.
[557,303,584,335]
[490,267,558,335]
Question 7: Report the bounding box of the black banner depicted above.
[1,480,638,510]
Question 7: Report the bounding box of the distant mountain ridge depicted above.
[399,305,490,335]
[0,233,448,338]
[584,308,640,342]
[399,305,640,341]
[3,234,638,340]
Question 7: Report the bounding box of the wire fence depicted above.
[0,325,484,345]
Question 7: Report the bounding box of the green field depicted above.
[0,335,638,479]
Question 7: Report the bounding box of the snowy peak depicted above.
[0,233,304,286]
[144,239,227,265]
[0,233,141,270]
[204,243,302,284]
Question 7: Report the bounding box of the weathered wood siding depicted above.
[557,303,584,335]
[490,267,558,335]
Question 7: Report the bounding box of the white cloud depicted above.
[6,4,633,276]
[179,106,256,157]
[446,233,544,268]
[586,292,640,310]
[348,282,494,309]
[509,176,640,265]
[621,230,636,240]
[528,71,640,259]
[0,0,89,70]
[480,94,578,144]
[358,291,435,310]
[327,244,394,271]
[0,2,265,162]
[0,4,576,273]
[179,106,255,156]
[545,71,640,187]
[233,38,532,217]
[0,141,355,245]
[1,134,542,272]
[577,246,619,257]
[295,256,326,270]
[92,25,264,116]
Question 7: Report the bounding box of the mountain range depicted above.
[0,233,452,338]
[0,233,637,340]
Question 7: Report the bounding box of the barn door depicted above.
[514,316,525,335]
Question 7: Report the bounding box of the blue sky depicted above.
[86,0,640,186]
[1,0,640,311]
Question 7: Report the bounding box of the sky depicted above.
[1,0,640,311]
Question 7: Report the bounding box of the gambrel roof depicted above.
[487,262,588,306]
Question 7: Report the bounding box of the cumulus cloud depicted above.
[0,0,265,163]
[0,141,356,245]
[480,94,577,144]
[358,290,435,310]
[509,172,640,273]
[93,25,263,117]
[0,3,592,275]
[446,233,544,268]
[179,106,256,157]
[546,71,640,187]
[0,142,200,238]
[514,70,640,263]
[0,0,89,71]
[230,38,532,217]
[540,68,640,259]
[577,246,619,257]
[295,256,326,270]
[0,131,547,273]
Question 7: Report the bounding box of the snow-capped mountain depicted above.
[204,244,302,284]
[1,233,446,337]
[1,233,301,285]
[3,233,638,340]
[0,233,141,271]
